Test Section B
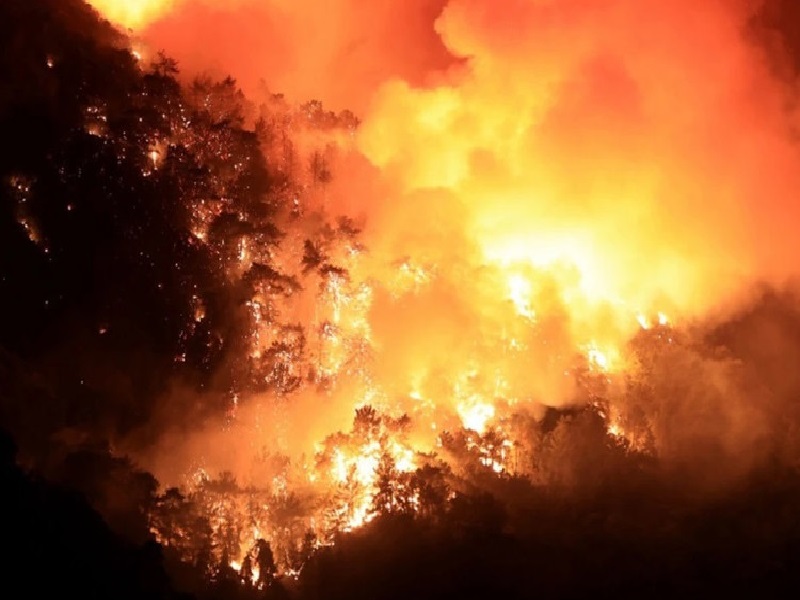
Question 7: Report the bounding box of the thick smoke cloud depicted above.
[88,0,800,492]
[90,1,800,310]
[341,0,800,445]
[89,0,458,114]
[359,0,800,315]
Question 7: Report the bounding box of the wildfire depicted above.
[507,273,534,320]
[230,561,260,586]
[85,0,800,587]
[87,0,175,30]
[585,343,616,372]
[457,400,495,435]
[637,311,670,330]
[315,409,419,531]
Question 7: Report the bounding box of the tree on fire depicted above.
[0,0,326,594]
[0,0,323,448]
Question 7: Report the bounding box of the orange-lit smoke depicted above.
[89,0,457,114]
[108,0,800,502]
[325,0,799,420]
[87,0,177,30]
[360,0,800,308]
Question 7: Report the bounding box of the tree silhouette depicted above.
[254,539,277,588]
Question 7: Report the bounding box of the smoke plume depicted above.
[91,0,800,491]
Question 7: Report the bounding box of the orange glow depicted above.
[507,273,534,319]
[457,400,495,435]
[114,0,800,580]
[87,0,177,30]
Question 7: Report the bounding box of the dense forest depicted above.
[4,1,800,599]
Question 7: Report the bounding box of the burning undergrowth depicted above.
[141,288,800,581]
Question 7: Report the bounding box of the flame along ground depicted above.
[90,0,800,583]
[146,131,675,574]
[131,83,673,573]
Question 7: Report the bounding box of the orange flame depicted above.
[87,0,177,30]
[126,0,800,576]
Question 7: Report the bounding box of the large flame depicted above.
[359,0,800,318]
[87,0,177,30]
